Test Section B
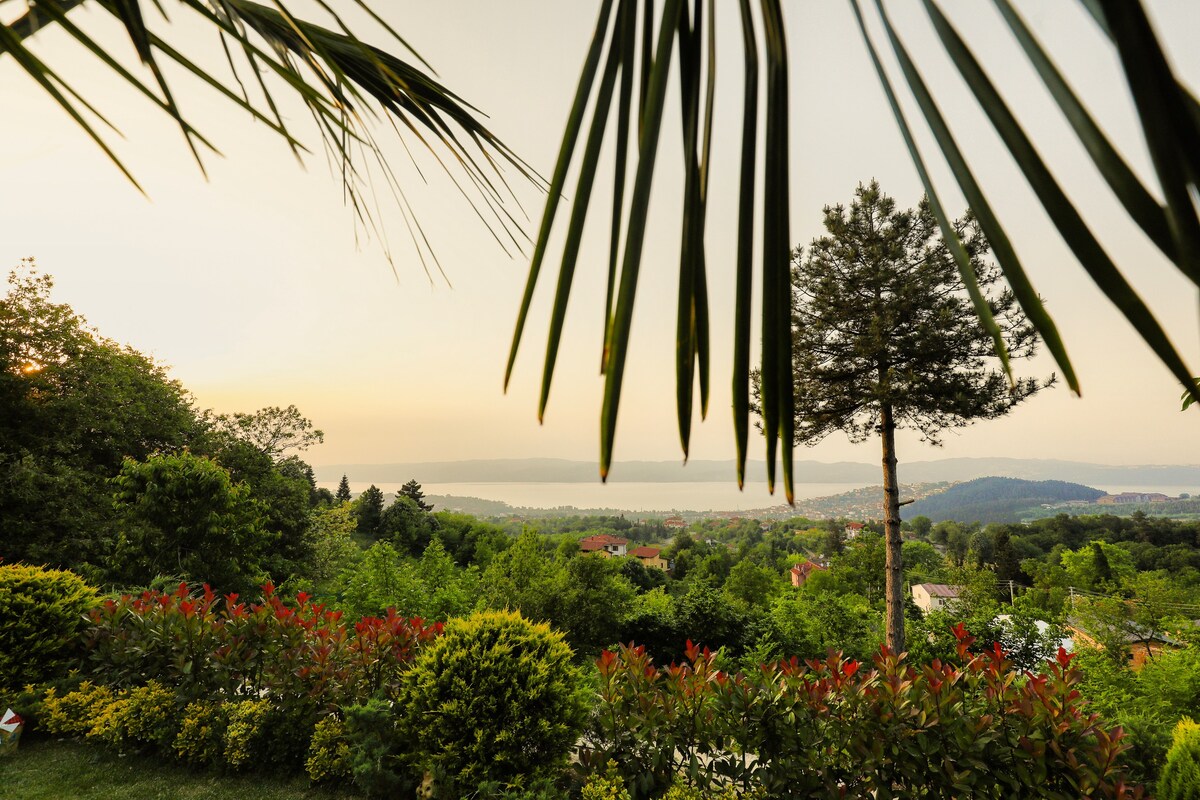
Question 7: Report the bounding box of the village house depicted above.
[789,561,825,588]
[630,546,669,571]
[912,583,961,614]
[844,521,867,540]
[1067,620,1183,670]
[579,534,628,558]
[663,516,687,530]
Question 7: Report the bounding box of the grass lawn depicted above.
[0,736,362,800]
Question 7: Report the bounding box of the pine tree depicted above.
[775,181,1049,652]
[400,478,433,512]
[335,474,352,504]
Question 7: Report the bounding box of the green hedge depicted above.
[0,563,98,690]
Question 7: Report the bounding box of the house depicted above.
[844,522,867,540]
[579,534,628,558]
[1066,620,1183,670]
[912,583,961,614]
[664,516,687,530]
[789,561,825,588]
[630,546,669,571]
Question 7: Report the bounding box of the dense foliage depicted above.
[0,563,99,690]
[587,630,1141,799]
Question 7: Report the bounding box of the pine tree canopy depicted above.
[784,181,1050,446]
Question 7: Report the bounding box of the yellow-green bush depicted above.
[40,681,113,736]
[88,681,176,751]
[400,610,588,793]
[306,717,352,783]
[222,699,271,770]
[174,699,226,766]
[1160,718,1200,800]
[0,564,98,689]
[662,782,764,800]
[581,761,631,800]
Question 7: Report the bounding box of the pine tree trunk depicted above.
[880,402,905,654]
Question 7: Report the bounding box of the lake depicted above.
[326,480,873,513]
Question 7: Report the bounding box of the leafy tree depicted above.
[901,540,947,584]
[908,515,933,539]
[724,559,779,610]
[336,541,425,621]
[1061,540,1136,592]
[0,264,199,574]
[550,554,635,656]
[301,503,360,588]
[111,451,268,593]
[479,530,561,625]
[355,485,385,539]
[399,479,433,512]
[773,182,1049,651]
[208,405,323,460]
[335,475,352,504]
[379,495,436,556]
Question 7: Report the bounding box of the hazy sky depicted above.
[2,1,1199,489]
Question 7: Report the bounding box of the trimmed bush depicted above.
[0,563,98,689]
[400,609,588,793]
[1160,719,1200,800]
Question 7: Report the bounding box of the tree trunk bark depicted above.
[880,402,905,654]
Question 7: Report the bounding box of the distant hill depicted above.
[902,477,1104,524]
[316,457,1200,487]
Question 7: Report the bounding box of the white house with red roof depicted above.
[579,534,628,558]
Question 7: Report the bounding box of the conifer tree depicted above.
[335,474,352,504]
[776,181,1049,652]
[400,478,433,512]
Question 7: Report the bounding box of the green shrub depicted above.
[1161,719,1200,800]
[400,609,588,794]
[343,698,418,798]
[0,564,98,689]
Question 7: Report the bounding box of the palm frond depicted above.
[4,0,531,273]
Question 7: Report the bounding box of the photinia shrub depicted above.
[586,625,1146,799]
[83,581,441,708]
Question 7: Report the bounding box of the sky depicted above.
[2,0,1199,491]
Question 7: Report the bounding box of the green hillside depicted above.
[901,477,1104,524]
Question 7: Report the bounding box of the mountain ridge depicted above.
[314,457,1200,487]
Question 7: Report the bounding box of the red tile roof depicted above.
[580,534,628,546]
[630,546,661,558]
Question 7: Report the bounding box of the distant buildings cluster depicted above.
[579,534,669,571]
